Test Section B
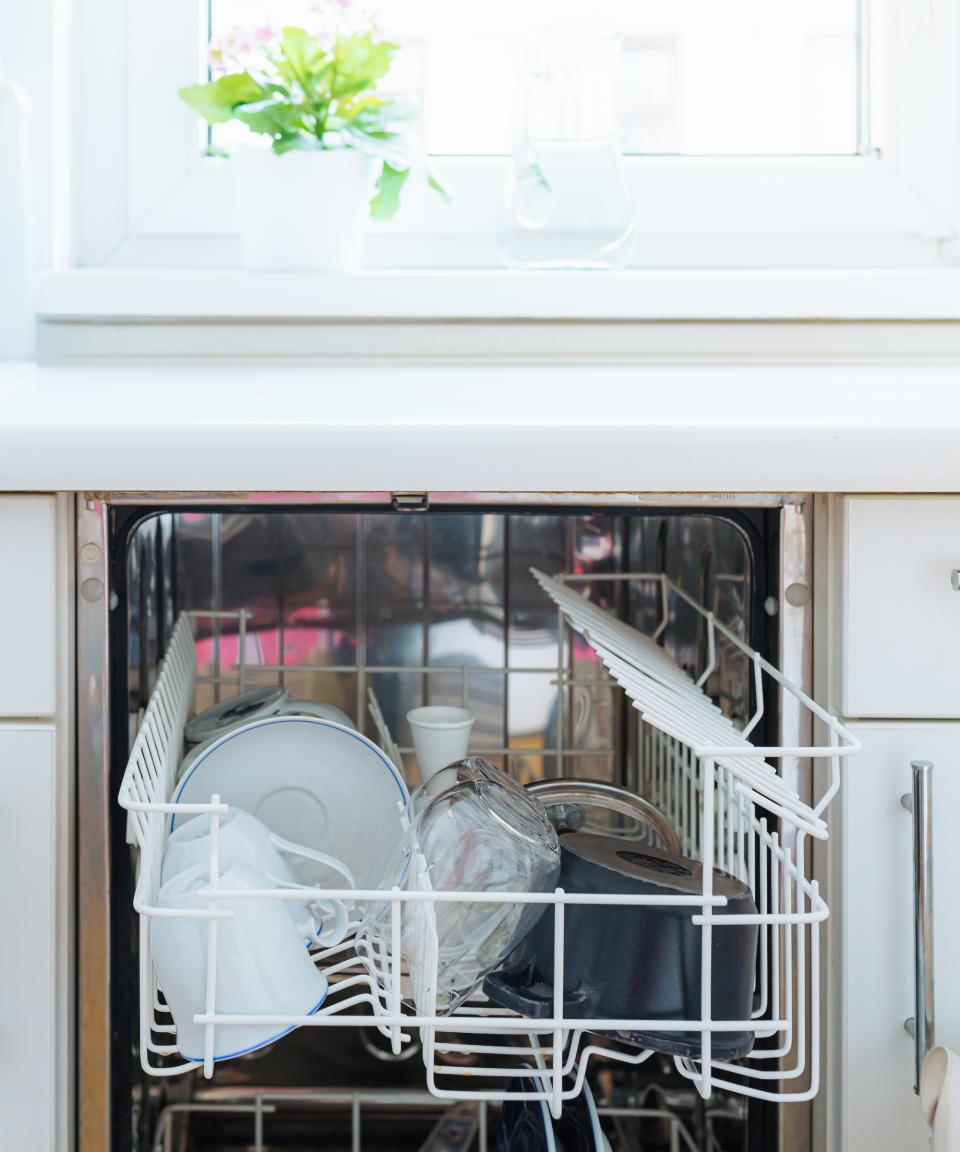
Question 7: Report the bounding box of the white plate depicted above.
[184,685,290,745]
[171,716,410,891]
[177,700,357,782]
[581,1077,608,1152]
[280,699,356,729]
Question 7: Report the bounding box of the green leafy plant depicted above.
[178,6,445,220]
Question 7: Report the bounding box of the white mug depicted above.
[406,706,475,781]
[153,859,329,1063]
[162,808,355,947]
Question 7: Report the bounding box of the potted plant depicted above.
[179,3,445,272]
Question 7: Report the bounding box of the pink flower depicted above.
[253,24,275,43]
[228,25,253,55]
[206,24,264,71]
[207,36,229,74]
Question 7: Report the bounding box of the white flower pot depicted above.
[232,147,378,272]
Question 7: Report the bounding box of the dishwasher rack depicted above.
[118,571,859,1117]
[149,1089,710,1152]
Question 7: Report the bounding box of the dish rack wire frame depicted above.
[149,1090,707,1152]
[117,570,859,1116]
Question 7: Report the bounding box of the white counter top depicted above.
[1,361,959,492]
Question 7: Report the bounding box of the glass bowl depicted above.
[361,757,561,1014]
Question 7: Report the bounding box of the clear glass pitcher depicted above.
[499,18,637,270]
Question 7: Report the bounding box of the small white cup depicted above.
[153,859,329,1063]
[162,809,355,947]
[406,706,475,781]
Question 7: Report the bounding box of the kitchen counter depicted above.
[2,360,959,492]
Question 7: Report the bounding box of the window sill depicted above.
[35,267,960,322]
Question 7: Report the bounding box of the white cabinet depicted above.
[839,722,960,1152]
[843,497,960,718]
[0,496,56,716]
[0,725,56,1151]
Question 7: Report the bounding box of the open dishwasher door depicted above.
[77,493,835,1152]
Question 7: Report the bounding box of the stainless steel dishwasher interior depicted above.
[81,499,805,1152]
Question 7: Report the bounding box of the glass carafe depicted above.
[499,18,637,270]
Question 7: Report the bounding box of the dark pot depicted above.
[483,832,759,1061]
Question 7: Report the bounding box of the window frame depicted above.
[71,0,960,268]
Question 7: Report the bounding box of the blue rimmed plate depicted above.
[495,1069,606,1152]
[172,716,410,892]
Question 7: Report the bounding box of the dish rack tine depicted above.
[367,686,405,776]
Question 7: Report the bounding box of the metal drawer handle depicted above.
[902,760,935,1094]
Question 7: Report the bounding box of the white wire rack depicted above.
[149,1089,709,1152]
[118,571,859,1116]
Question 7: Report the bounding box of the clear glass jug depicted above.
[499,18,637,270]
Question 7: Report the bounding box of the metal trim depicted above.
[75,491,814,1152]
[76,499,112,1152]
[81,491,802,509]
[777,496,815,1152]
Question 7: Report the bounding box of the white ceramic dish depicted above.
[153,859,328,1063]
[171,716,410,893]
[177,730,235,782]
[184,685,290,745]
[280,699,355,729]
[177,699,357,781]
[495,1066,557,1152]
[162,808,355,946]
[581,1077,609,1152]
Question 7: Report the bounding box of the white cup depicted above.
[152,859,329,1063]
[162,808,355,947]
[406,706,476,781]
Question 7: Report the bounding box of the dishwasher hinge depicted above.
[392,492,430,513]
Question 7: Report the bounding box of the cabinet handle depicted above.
[902,760,935,1094]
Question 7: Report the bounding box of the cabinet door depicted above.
[840,722,960,1152]
[0,496,56,716]
[843,497,960,718]
[0,726,56,1150]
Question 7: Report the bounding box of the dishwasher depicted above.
[74,493,855,1152]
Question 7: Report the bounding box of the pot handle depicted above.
[526,778,680,853]
[482,970,595,1020]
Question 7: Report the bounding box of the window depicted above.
[208,0,860,156]
[71,0,960,269]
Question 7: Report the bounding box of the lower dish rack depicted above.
[118,571,859,1117]
[149,1087,717,1152]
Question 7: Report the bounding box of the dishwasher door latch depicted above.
[392,492,430,513]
